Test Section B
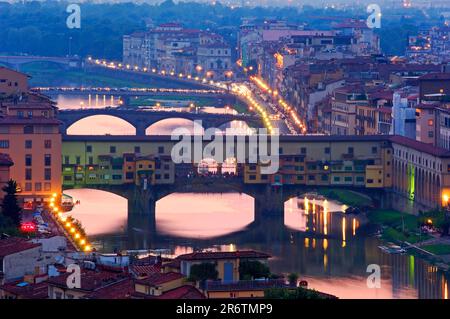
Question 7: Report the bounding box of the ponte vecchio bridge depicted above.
[61,134,450,224]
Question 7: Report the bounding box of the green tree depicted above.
[287,273,299,286]
[1,179,21,227]
[188,262,218,282]
[239,260,270,280]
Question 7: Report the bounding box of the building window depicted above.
[45,154,51,166]
[371,147,377,154]
[164,173,170,179]
[25,154,32,166]
[25,140,32,149]
[110,146,116,153]
[25,182,32,191]
[23,125,34,134]
[44,168,51,181]
[86,145,92,152]
[428,131,434,138]
[0,140,9,149]
[44,140,52,149]
[126,172,134,179]
[158,146,164,154]
[348,147,354,154]
[249,175,256,180]
[344,176,352,182]
[134,146,141,153]
[44,183,51,191]
[25,168,32,181]
[64,156,70,165]
[76,156,81,165]
[324,147,330,154]
[88,156,93,165]
[35,183,42,191]
[300,147,307,154]
[308,175,315,181]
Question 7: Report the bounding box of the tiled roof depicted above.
[176,250,271,261]
[0,238,41,257]
[47,269,130,292]
[135,272,183,286]
[130,264,162,277]
[0,280,48,299]
[84,278,134,299]
[156,285,205,299]
[389,135,450,157]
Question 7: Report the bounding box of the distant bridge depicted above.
[57,108,260,135]
[0,55,80,70]
[35,87,238,106]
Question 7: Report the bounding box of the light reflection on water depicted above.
[63,188,450,299]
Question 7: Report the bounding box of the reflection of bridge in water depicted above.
[57,108,261,136]
[64,176,385,232]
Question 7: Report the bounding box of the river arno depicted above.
[64,188,449,299]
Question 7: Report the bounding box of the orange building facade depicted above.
[0,67,61,206]
[0,67,28,97]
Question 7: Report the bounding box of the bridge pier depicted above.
[135,125,147,136]
[253,184,285,220]
[127,188,157,217]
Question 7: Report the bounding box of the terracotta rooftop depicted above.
[135,272,184,286]
[156,285,205,299]
[0,280,48,299]
[84,278,134,299]
[0,238,41,257]
[390,135,450,157]
[131,284,205,299]
[176,250,271,261]
[130,264,162,277]
[47,269,130,292]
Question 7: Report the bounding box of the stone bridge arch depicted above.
[62,114,137,135]
[58,109,260,136]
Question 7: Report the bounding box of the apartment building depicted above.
[123,23,231,79]
[0,68,61,206]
